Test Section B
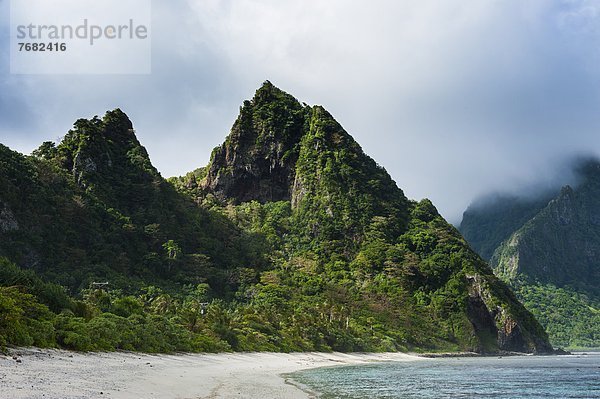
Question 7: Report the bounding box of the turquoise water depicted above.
[289,353,600,398]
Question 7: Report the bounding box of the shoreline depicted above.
[1,348,423,399]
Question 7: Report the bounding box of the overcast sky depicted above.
[1,0,600,223]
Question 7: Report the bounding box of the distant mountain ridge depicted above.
[460,191,557,261]
[0,82,552,354]
[459,159,600,348]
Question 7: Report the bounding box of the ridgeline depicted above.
[0,82,552,353]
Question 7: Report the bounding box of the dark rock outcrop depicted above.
[466,274,553,353]
[203,81,306,203]
[0,203,18,233]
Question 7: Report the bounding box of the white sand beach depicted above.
[0,349,421,399]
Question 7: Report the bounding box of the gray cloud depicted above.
[1,0,600,223]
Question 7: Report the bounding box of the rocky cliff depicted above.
[203,82,306,203]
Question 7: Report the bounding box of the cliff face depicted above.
[465,273,552,353]
[204,82,307,203]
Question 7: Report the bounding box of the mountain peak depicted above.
[102,108,135,136]
[203,83,307,203]
[49,109,161,215]
[574,157,600,184]
[247,80,299,108]
[202,82,400,209]
[253,80,276,98]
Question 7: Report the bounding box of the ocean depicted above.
[289,353,600,398]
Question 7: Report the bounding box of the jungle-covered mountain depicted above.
[460,192,557,261]
[460,160,600,348]
[0,82,552,354]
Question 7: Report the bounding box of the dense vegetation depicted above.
[460,160,600,348]
[0,257,229,352]
[514,282,600,349]
[0,82,552,353]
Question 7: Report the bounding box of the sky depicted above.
[1,0,600,223]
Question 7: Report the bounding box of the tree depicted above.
[163,240,181,260]
[32,141,57,159]
[162,240,182,273]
